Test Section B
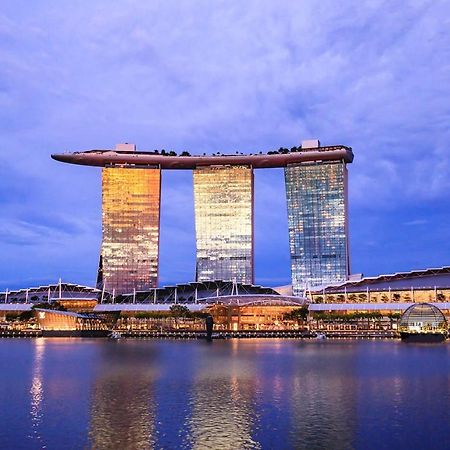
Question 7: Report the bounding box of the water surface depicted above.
[1,338,449,449]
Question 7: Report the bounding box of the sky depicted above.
[0,0,449,290]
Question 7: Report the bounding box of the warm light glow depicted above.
[193,165,254,283]
[30,339,45,443]
[98,167,161,293]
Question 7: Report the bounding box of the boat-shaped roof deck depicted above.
[52,145,353,169]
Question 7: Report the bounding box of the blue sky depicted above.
[0,0,449,290]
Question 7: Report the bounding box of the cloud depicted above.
[403,219,428,226]
[0,0,449,288]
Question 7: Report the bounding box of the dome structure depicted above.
[399,303,448,340]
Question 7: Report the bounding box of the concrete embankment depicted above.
[0,329,399,339]
[0,330,42,338]
[120,330,399,339]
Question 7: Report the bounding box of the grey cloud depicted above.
[0,0,449,287]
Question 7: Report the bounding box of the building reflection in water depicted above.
[84,341,359,449]
[287,343,357,449]
[186,342,261,450]
[8,339,449,449]
[248,341,357,449]
[88,345,157,449]
[29,338,46,446]
[288,370,356,448]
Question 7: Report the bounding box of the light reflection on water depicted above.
[29,339,45,446]
[1,339,450,449]
[187,359,260,450]
[88,354,157,449]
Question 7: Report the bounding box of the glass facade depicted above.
[285,161,349,295]
[97,167,161,294]
[193,165,254,284]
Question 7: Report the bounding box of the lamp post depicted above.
[101,282,106,304]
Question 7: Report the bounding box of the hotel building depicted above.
[96,144,161,294]
[285,140,350,295]
[52,140,353,295]
[193,165,254,284]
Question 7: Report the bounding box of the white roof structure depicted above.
[0,303,33,311]
[309,302,450,311]
[94,304,206,312]
[196,294,306,306]
[312,266,450,294]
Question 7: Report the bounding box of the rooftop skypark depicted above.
[51,142,353,169]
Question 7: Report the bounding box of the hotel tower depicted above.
[285,140,350,295]
[96,144,161,294]
[193,165,254,284]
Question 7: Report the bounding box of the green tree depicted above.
[18,311,33,321]
[283,307,308,322]
[358,293,367,302]
[170,304,191,318]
